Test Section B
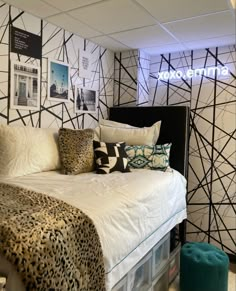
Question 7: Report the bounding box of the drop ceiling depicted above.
[2,0,236,55]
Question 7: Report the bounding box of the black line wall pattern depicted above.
[114,50,138,107]
[114,50,151,107]
[115,46,236,257]
[137,50,150,106]
[0,2,114,129]
[187,46,236,258]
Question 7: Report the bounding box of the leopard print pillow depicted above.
[59,128,94,175]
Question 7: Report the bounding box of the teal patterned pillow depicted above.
[125,143,171,171]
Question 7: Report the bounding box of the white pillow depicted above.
[100,119,136,128]
[0,124,61,177]
[99,119,161,145]
[93,126,100,141]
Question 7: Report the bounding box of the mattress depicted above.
[0,169,187,290]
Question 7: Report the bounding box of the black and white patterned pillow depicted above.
[93,141,130,174]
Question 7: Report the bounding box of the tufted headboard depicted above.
[109,106,190,178]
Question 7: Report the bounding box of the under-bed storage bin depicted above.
[112,276,127,291]
[127,252,152,291]
[168,244,181,284]
[152,233,170,279]
[152,265,169,291]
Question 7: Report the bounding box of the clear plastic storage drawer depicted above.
[127,252,152,291]
[168,244,181,284]
[152,266,169,291]
[152,233,170,279]
[112,276,127,291]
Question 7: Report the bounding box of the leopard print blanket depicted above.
[0,182,105,291]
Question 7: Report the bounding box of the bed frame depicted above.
[109,105,190,245]
[0,106,190,291]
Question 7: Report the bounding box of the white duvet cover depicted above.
[0,169,187,290]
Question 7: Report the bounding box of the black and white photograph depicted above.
[10,60,40,111]
[75,87,97,113]
[48,59,70,102]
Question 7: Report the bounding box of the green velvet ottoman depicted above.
[180,242,229,291]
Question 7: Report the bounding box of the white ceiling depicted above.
[3,0,236,55]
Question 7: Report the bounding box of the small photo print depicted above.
[48,59,70,102]
[10,60,40,111]
[75,87,97,113]
[78,49,92,79]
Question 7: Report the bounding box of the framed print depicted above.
[75,87,97,114]
[78,50,92,79]
[10,60,40,111]
[48,59,70,102]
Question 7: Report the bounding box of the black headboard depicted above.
[109,106,190,177]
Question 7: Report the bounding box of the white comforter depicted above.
[0,169,187,290]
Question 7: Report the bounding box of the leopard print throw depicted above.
[0,183,105,291]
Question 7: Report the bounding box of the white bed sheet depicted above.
[0,169,187,290]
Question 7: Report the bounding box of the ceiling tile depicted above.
[163,11,235,42]
[142,43,186,56]
[110,25,177,49]
[184,34,236,50]
[90,35,130,51]
[134,0,230,23]
[68,0,156,34]
[3,0,60,18]
[3,0,236,53]
[46,13,102,38]
[42,0,106,12]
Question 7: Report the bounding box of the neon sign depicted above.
[156,66,229,81]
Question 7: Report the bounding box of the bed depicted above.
[0,106,189,291]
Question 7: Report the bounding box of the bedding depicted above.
[109,106,190,177]
[93,141,130,174]
[0,182,105,291]
[125,143,172,170]
[99,121,161,146]
[58,128,95,175]
[0,168,187,290]
[99,119,161,145]
[0,124,60,177]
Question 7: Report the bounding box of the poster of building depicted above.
[75,87,97,113]
[48,60,70,102]
[10,60,40,111]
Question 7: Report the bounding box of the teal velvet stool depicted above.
[180,242,229,291]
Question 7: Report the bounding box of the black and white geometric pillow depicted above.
[93,141,130,174]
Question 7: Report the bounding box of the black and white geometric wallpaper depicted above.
[137,50,150,106]
[115,45,236,258]
[0,2,114,129]
[187,46,236,259]
[114,50,138,107]
[114,49,150,107]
